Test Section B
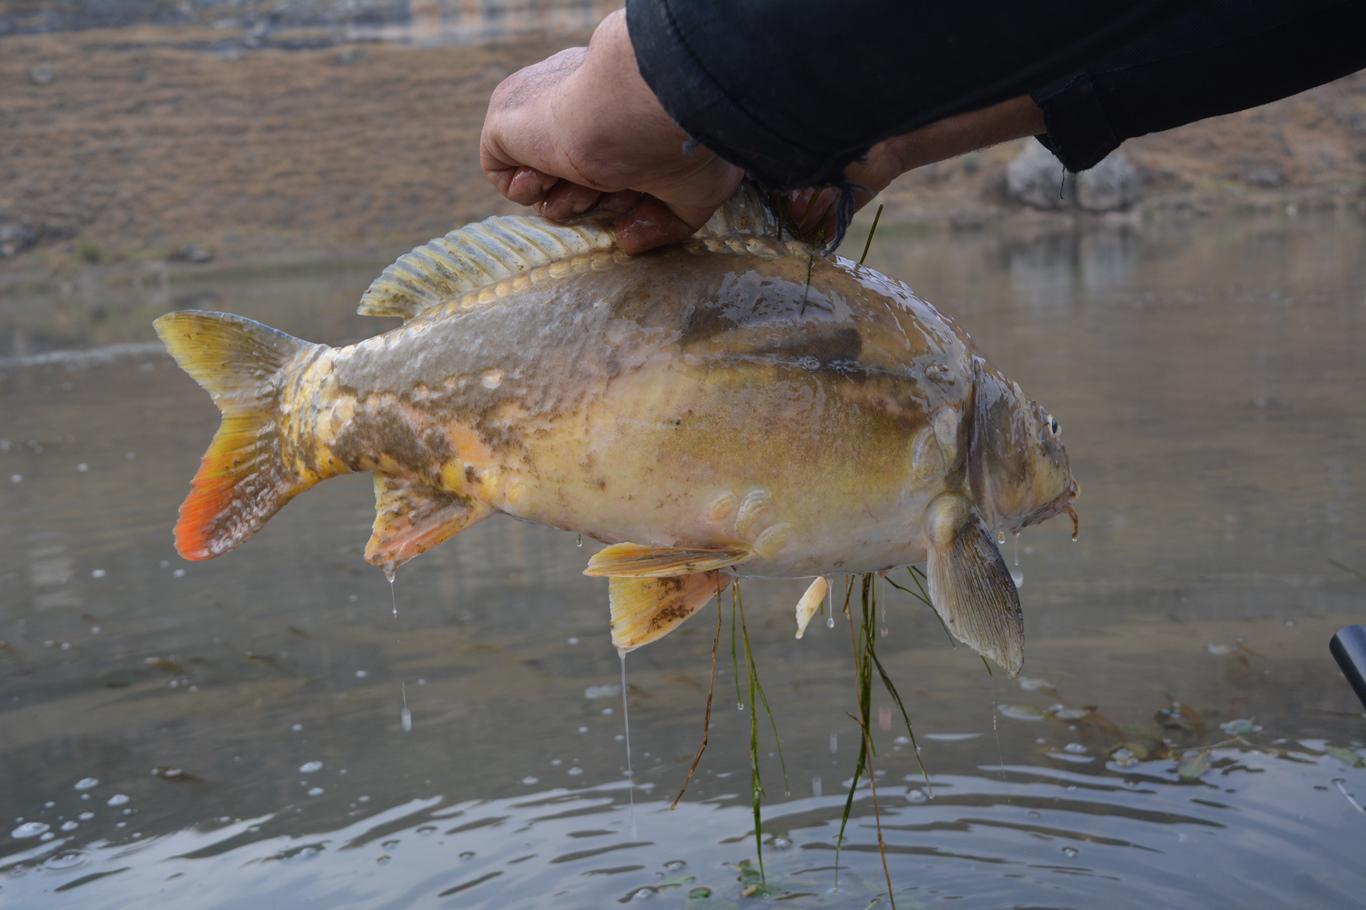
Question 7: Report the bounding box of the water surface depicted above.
[2,215,1365,908]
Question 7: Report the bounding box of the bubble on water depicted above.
[59,820,79,833]
[159,560,169,569]
[10,822,49,839]
[106,794,129,807]
[89,626,101,635]
[172,568,186,578]
[567,766,583,777]
[908,789,928,803]
[43,851,86,871]
[1064,742,1088,755]
[307,787,324,797]
[77,812,94,821]
[1061,846,1079,858]
[76,463,88,473]
[521,776,539,785]
[354,670,368,679]
[771,836,793,850]
[90,569,106,579]
[73,778,98,791]
[290,723,303,733]
[9,475,21,484]
[43,801,54,809]
[299,761,323,774]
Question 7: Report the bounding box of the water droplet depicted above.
[521,776,539,785]
[76,463,88,473]
[290,723,303,733]
[172,568,186,578]
[576,726,589,734]
[59,820,79,833]
[567,766,583,777]
[298,761,323,774]
[811,774,822,797]
[576,533,583,548]
[1010,567,1024,589]
[90,568,106,579]
[829,733,838,754]
[826,615,835,629]
[400,707,412,733]
[1064,742,1088,755]
[630,887,656,901]
[736,701,745,711]
[908,789,928,803]
[78,812,93,821]
[771,836,793,850]
[307,787,324,797]
[1061,846,1079,858]
[106,794,129,807]
[73,778,98,791]
[9,474,21,484]
[566,637,580,645]
[355,670,368,679]
[10,822,49,839]
[382,563,397,585]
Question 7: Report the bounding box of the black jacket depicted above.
[627,0,1365,184]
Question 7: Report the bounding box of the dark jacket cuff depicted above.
[625,0,846,187]
[1031,74,1120,173]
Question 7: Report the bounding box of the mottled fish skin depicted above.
[279,236,998,577]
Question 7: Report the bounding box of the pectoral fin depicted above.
[365,475,490,568]
[610,572,730,653]
[924,495,1024,676]
[584,542,753,578]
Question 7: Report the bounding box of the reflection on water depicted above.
[2,215,1365,908]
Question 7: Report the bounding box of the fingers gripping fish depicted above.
[154,187,1079,676]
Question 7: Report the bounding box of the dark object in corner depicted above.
[1330,626,1366,709]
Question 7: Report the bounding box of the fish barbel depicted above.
[154,188,1078,674]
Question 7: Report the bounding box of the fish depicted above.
[153,187,1078,675]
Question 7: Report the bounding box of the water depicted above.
[3,215,1366,907]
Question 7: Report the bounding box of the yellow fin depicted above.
[365,475,490,569]
[357,217,614,321]
[610,572,730,652]
[794,576,829,639]
[152,311,318,561]
[584,542,753,578]
[925,495,1024,676]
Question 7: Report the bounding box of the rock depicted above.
[1007,140,1141,212]
[1076,150,1140,212]
[0,217,37,257]
[1005,140,1070,210]
[169,243,214,264]
[1240,163,1285,188]
[29,64,54,86]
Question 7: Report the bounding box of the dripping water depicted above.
[385,563,411,732]
[825,578,835,629]
[400,681,412,733]
[1011,531,1024,589]
[576,533,583,549]
[618,650,637,837]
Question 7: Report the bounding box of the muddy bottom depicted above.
[2,214,1365,908]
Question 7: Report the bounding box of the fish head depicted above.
[969,361,1079,537]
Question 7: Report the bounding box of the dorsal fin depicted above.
[358,183,786,322]
[357,218,615,320]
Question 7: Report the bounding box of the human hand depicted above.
[480,10,743,254]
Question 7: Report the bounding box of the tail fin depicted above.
[153,311,318,561]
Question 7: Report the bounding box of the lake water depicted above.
[2,213,1365,908]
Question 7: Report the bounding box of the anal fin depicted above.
[925,495,1024,676]
[365,475,490,569]
[610,572,731,653]
[585,542,753,578]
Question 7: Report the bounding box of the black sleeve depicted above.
[626,0,1365,186]
[1032,0,1366,171]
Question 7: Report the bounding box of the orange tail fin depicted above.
[153,311,319,560]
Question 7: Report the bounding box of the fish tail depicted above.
[153,310,319,561]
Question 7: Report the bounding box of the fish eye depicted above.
[1049,416,1060,436]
